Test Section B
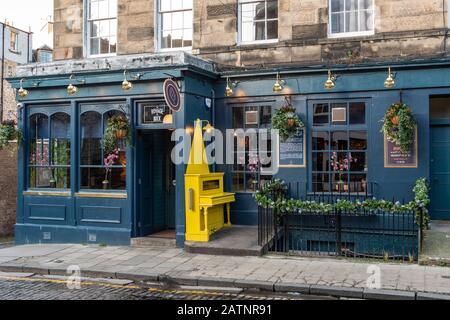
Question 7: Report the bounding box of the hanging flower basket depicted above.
[102,115,131,154]
[381,103,416,152]
[272,97,304,142]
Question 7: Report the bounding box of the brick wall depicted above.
[0,146,17,237]
[53,0,450,67]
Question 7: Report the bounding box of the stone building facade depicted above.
[53,0,450,67]
[0,22,32,237]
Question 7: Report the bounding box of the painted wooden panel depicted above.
[27,204,67,222]
[79,206,122,224]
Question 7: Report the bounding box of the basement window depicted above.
[87,0,117,57]
[329,0,375,38]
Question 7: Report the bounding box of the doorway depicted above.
[136,130,176,237]
[430,97,450,220]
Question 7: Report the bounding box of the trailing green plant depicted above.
[101,115,131,154]
[411,178,431,228]
[272,98,304,142]
[0,120,22,150]
[381,103,416,152]
[254,179,287,209]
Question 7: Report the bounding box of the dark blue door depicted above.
[137,131,176,236]
[430,125,450,220]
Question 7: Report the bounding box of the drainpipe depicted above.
[1,23,6,122]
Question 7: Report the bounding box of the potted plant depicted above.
[102,115,130,154]
[272,97,304,142]
[103,149,120,190]
[0,120,22,150]
[381,103,416,152]
[331,152,356,192]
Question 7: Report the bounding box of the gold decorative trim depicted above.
[75,192,128,199]
[23,191,71,197]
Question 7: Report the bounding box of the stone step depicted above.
[184,242,263,257]
[131,237,176,248]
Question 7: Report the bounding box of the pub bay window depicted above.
[238,0,278,44]
[87,0,117,56]
[329,0,374,37]
[231,105,272,193]
[80,107,127,190]
[29,112,71,189]
[312,101,368,193]
[158,0,193,50]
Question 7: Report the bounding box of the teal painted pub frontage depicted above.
[9,52,450,247]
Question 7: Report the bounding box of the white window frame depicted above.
[238,0,279,45]
[85,0,118,58]
[10,31,18,52]
[328,0,375,39]
[156,0,193,53]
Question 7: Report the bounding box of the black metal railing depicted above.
[257,183,424,261]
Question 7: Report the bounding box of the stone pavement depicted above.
[421,221,450,266]
[0,244,449,300]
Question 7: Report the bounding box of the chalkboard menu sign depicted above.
[384,128,418,168]
[279,128,306,168]
[141,104,170,124]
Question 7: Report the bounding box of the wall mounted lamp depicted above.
[384,67,396,89]
[324,70,337,90]
[18,79,29,98]
[273,73,286,93]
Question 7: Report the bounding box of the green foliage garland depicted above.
[381,103,416,152]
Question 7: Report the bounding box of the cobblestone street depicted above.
[0,273,313,300]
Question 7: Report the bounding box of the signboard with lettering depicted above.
[164,79,181,112]
[278,128,306,168]
[384,127,418,168]
[141,104,170,124]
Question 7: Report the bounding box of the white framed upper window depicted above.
[238,0,278,44]
[329,0,374,38]
[157,0,193,51]
[87,0,117,57]
[10,31,19,52]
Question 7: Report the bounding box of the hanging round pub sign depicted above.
[163,78,181,112]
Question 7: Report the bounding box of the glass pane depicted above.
[184,10,193,29]
[232,173,245,192]
[171,0,183,10]
[30,113,49,139]
[267,0,278,19]
[267,20,278,40]
[313,104,329,126]
[99,20,109,37]
[430,97,450,119]
[331,152,351,172]
[312,173,330,192]
[90,38,99,55]
[53,167,71,189]
[332,131,348,150]
[345,0,358,11]
[246,172,259,192]
[345,11,359,32]
[241,21,254,42]
[359,10,373,31]
[233,108,244,128]
[29,167,52,189]
[81,167,126,190]
[331,13,344,34]
[359,0,373,10]
[349,131,367,150]
[90,21,100,37]
[312,131,329,150]
[332,172,348,186]
[109,20,117,36]
[100,37,110,54]
[255,21,265,41]
[51,113,70,139]
[312,152,329,172]
[260,106,272,128]
[160,0,171,11]
[172,11,183,30]
[81,112,102,165]
[350,152,367,172]
[89,0,99,19]
[331,0,345,12]
[109,37,117,53]
[98,0,108,19]
[109,0,117,18]
[171,29,183,48]
[29,139,50,166]
[162,32,171,49]
[183,30,192,47]
[183,0,193,9]
[349,102,365,124]
[52,139,71,165]
[350,174,368,193]
[161,13,172,31]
